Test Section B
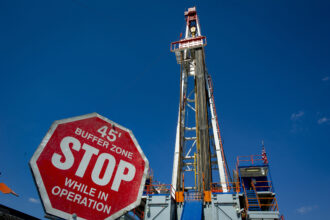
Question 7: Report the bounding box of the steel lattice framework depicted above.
[170,7,230,196]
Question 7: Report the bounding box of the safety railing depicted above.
[241,181,279,212]
[211,182,241,193]
[253,180,274,192]
[144,184,204,202]
[132,207,144,220]
[144,183,175,196]
[251,181,262,209]
[253,197,279,211]
[247,197,278,211]
[237,155,266,167]
[241,181,251,210]
[170,36,207,52]
[211,180,274,193]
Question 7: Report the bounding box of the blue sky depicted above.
[0,0,329,219]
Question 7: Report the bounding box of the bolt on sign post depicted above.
[30,113,149,220]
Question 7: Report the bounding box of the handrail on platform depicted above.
[252,180,274,192]
[241,180,279,212]
[144,183,175,196]
[237,154,267,167]
[211,181,241,193]
[170,36,207,52]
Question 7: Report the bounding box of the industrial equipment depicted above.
[142,7,283,220]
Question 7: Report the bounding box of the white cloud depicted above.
[322,76,329,81]
[28,197,40,204]
[317,117,330,124]
[291,111,304,121]
[296,205,318,214]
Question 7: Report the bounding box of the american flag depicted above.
[262,146,268,164]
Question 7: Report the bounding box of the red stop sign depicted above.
[30,113,149,220]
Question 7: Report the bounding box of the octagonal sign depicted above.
[30,113,149,220]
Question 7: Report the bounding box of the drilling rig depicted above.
[142,7,283,220]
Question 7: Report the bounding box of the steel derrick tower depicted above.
[170,6,229,196]
[142,7,283,220]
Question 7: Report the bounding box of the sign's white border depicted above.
[29,113,149,220]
